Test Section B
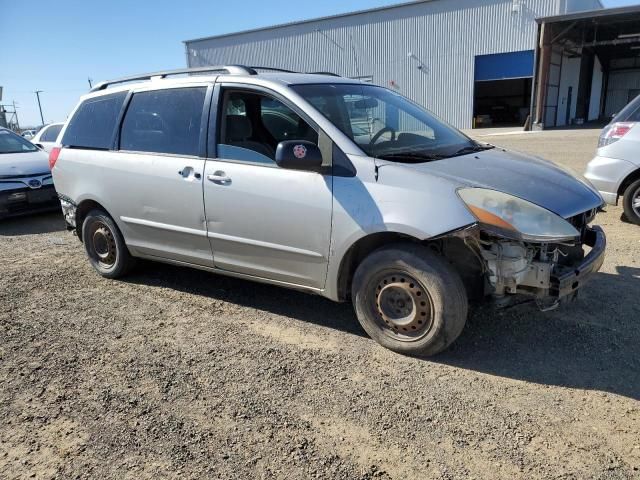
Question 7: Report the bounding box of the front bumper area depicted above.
[0,184,60,219]
[549,225,606,300]
[479,224,607,310]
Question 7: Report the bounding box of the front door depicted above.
[203,86,333,289]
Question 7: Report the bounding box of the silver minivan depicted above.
[51,66,606,356]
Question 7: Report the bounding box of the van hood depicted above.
[0,150,50,177]
[389,148,603,219]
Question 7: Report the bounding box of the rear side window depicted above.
[119,87,207,156]
[627,99,640,122]
[40,124,63,142]
[613,93,640,123]
[62,92,127,149]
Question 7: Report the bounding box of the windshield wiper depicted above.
[377,152,445,162]
[450,143,495,157]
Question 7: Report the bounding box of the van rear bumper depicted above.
[58,194,77,228]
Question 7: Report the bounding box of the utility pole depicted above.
[13,101,19,130]
[34,90,45,125]
[88,77,93,89]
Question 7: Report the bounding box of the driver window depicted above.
[218,90,318,165]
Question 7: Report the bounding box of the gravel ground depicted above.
[1,128,639,479]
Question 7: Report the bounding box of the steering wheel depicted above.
[370,126,397,146]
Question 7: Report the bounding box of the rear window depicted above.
[40,124,63,142]
[62,92,127,149]
[119,87,206,156]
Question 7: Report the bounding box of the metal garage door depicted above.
[475,50,535,81]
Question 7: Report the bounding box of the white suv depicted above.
[51,66,605,356]
[30,123,65,153]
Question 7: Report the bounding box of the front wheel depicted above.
[352,244,468,357]
[82,209,135,278]
[623,178,640,225]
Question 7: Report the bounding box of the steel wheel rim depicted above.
[371,272,434,342]
[89,221,117,268]
[632,185,640,217]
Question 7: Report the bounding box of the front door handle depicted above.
[207,171,232,185]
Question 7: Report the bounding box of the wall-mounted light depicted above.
[407,52,428,72]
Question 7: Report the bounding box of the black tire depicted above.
[622,178,640,226]
[352,243,468,357]
[82,209,135,278]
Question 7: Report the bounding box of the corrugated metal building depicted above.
[184,0,602,129]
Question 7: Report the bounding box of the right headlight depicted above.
[458,188,580,243]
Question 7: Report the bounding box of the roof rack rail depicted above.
[89,65,257,92]
[308,71,341,77]
[248,66,296,73]
[90,65,344,93]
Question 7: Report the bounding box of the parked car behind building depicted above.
[51,66,606,356]
[21,129,37,140]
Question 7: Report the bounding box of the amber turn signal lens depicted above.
[468,205,516,231]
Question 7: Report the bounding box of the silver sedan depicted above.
[585,94,640,224]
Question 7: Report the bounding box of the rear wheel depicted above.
[352,244,468,357]
[623,179,640,225]
[82,209,135,278]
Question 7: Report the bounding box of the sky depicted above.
[1,0,638,126]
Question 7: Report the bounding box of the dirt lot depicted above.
[1,128,639,479]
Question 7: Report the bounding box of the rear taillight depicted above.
[49,147,61,170]
[598,122,635,148]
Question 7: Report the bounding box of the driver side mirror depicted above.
[275,140,323,171]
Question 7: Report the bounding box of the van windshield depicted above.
[291,83,490,161]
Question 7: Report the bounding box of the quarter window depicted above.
[62,92,127,150]
[120,87,207,156]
